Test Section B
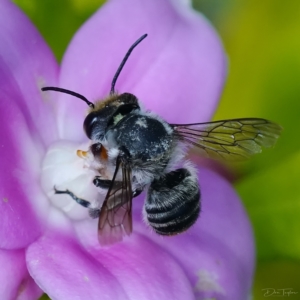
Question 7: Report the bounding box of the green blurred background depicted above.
[13,0,300,299]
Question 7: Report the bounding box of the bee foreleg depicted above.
[54,186,100,219]
[54,186,90,208]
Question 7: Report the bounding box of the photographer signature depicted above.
[262,288,298,297]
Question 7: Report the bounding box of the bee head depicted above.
[41,34,147,140]
[83,92,140,140]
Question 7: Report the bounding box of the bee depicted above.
[42,34,281,245]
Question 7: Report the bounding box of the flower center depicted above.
[41,140,104,220]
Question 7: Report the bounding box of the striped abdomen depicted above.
[145,167,201,235]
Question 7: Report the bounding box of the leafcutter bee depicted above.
[42,34,281,245]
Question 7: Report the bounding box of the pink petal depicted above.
[0,1,59,146]
[58,0,226,141]
[0,248,42,300]
[132,166,255,299]
[91,235,195,300]
[26,232,128,300]
[26,231,195,300]
[0,1,59,248]
[0,65,50,249]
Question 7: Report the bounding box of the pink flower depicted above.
[0,0,254,299]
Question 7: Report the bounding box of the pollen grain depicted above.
[77,149,88,158]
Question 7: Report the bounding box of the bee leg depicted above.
[88,208,100,219]
[93,176,143,198]
[54,186,101,219]
[54,186,90,208]
[133,188,143,198]
[93,176,112,189]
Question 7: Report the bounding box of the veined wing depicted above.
[98,155,133,245]
[172,118,282,160]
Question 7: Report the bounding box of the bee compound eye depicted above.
[83,112,101,140]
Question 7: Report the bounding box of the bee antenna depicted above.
[110,33,148,95]
[41,87,95,109]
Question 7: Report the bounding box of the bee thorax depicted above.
[111,113,174,169]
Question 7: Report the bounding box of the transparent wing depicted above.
[98,156,133,245]
[172,118,282,160]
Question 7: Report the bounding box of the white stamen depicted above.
[41,141,104,220]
